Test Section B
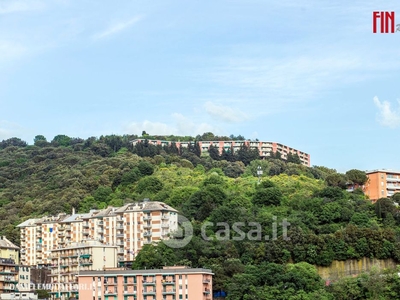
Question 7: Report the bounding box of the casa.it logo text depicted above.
[373,11,400,33]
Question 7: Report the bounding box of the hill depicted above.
[1,134,400,299]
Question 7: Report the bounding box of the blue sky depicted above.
[1,0,400,172]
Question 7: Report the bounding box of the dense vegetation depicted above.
[1,133,400,299]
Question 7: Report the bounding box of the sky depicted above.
[1,0,400,172]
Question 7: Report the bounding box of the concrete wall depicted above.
[316,257,397,281]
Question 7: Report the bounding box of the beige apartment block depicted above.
[132,139,311,166]
[17,200,178,268]
[49,241,118,300]
[78,266,213,300]
[0,236,19,265]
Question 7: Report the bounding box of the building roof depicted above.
[0,236,19,250]
[51,240,118,251]
[79,267,213,277]
[17,200,178,227]
[366,169,400,175]
[60,212,95,223]
[16,218,41,228]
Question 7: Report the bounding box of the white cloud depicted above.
[0,0,44,14]
[92,16,143,40]
[124,113,221,136]
[204,101,248,123]
[373,96,400,128]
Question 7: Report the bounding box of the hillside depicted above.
[1,134,400,299]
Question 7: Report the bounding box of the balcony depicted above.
[124,291,137,295]
[118,248,125,254]
[143,216,151,221]
[143,290,156,295]
[83,223,89,228]
[117,240,124,246]
[203,289,211,294]
[143,281,156,286]
[116,233,124,238]
[105,290,117,295]
[143,223,152,229]
[387,184,400,190]
[162,280,175,285]
[79,260,93,266]
[143,231,152,237]
[58,232,65,237]
[386,177,400,182]
[203,279,211,284]
[162,289,176,294]
[161,215,169,220]
[83,230,89,235]
[161,223,169,228]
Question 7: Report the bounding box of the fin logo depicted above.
[373,11,400,33]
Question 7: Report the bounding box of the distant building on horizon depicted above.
[132,139,311,166]
[364,169,400,201]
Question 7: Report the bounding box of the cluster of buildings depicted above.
[17,200,179,268]
[13,200,214,300]
[132,139,311,166]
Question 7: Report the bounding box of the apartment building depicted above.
[0,258,18,294]
[132,139,311,166]
[17,200,178,268]
[78,266,213,300]
[364,169,400,201]
[49,241,118,300]
[0,236,19,265]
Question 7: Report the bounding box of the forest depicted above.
[1,133,400,299]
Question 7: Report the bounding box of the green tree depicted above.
[325,173,347,188]
[346,169,368,185]
[136,177,163,194]
[209,145,220,160]
[51,134,72,147]
[253,187,283,206]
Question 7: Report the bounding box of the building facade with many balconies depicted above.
[49,241,118,300]
[132,139,311,166]
[78,266,213,300]
[17,200,178,268]
[0,258,18,295]
[364,169,400,201]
